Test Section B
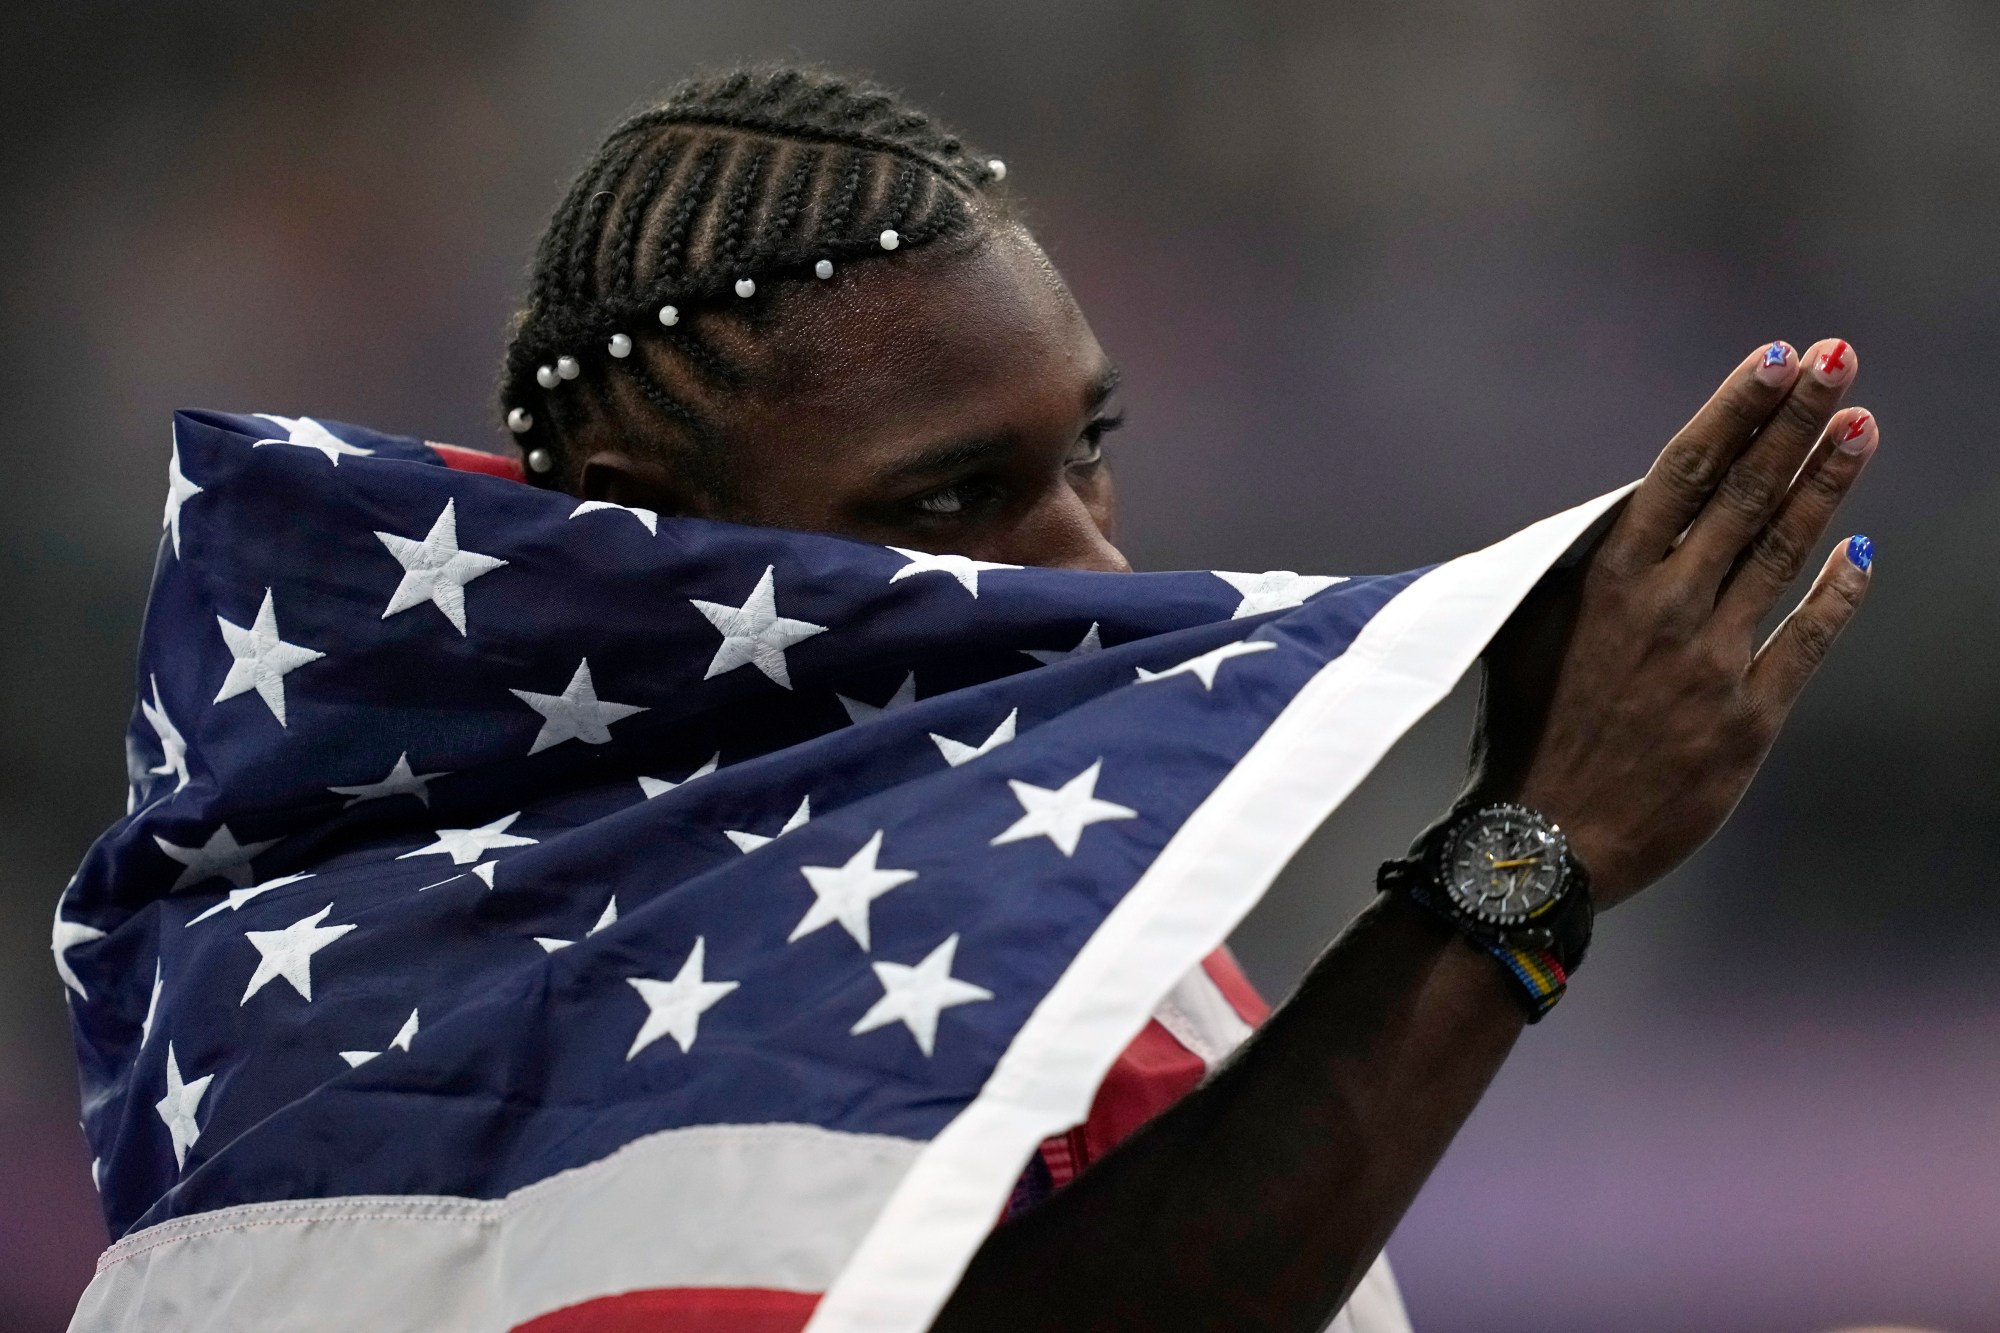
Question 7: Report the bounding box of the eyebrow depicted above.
[1086,364,1123,413]
[870,434,1017,488]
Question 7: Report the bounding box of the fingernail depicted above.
[1845,534,1874,571]
[1754,341,1794,386]
[1812,339,1855,386]
[1836,411,1874,454]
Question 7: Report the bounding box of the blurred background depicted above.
[3,2,1996,1329]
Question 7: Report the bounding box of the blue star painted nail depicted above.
[1846,534,1874,571]
[1762,342,1789,368]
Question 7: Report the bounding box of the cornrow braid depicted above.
[821,151,867,240]
[498,66,1009,491]
[605,136,684,297]
[649,140,722,288]
[762,147,820,258]
[712,144,771,274]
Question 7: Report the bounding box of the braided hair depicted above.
[498,67,1008,500]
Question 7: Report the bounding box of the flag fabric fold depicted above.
[59,410,1625,1332]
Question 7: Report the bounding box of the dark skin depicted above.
[582,224,1877,1330]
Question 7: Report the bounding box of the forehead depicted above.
[735,225,1104,456]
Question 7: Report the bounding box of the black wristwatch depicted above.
[1378,801,1594,1022]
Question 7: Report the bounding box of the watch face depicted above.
[1442,805,1568,926]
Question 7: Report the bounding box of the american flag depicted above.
[55,409,1620,1332]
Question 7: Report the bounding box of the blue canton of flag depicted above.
[56,410,1625,1333]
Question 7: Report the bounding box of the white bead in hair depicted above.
[608,333,632,358]
[526,448,553,474]
[536,365,559,390]
[987,158,1007,181]
[658,304,679,327]
[879,229,900,251]
[506,407,534,434]
[556,356,580,380]
[735,277,756,298]
[815,259,834,280]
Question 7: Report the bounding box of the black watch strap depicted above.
[1379,845,1594,1023]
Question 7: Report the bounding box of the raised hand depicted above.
[1473,339,1877,905]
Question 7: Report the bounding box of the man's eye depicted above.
[1068,412,1123,469]
[915,487,968,516]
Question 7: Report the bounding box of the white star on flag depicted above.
[155,1043,213,1169]
[397,812,536,865]
[1211,569,1348,619]
[52,910,105,1000]
[639,753,718,799]
[931,710,1018,768]
[886,546,1018,597]
[162,437,202,558]
[535,895,619,953]
[154,824,280,891]
[838,671,916,724]
[690,565,827,690]
[140,675,190,793]
[1023,622,1102,665]
[725,795,811,853]
[340,1007,420,1068]
[991,759,1138,857]
[253,414,375,465]
[792,831,918,951]
[1135,638,1277,689]
[328,753,446,807]
[851,934,993,1057]
[240,904,356,1004]
[569,500,659,535]
[511,659,647,755]
[214,589,324,726]
[185,872,316,926]
[626,938,739,1059]
[140,960,163,1048]
[375,499,508,635]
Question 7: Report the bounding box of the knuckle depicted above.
[1736,694,1785,745]
[1649,588,1704,643]
[1699,636,1747,682]
[1745,525,1807,585]
[1654,443,1724,500]
[1713,468,1779,525]
[1800,453,1852,504]
[1590,542,1642,583]
[1788,610,1840,668]
[1771,390,1828,445]
[1710,389,1771,440]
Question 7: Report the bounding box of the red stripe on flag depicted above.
[509,1287,818,1333]
[430,441,527,482]
[1200,945,1271,1024]
[1077,1018,1207,1171]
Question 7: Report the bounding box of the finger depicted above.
[1671,338,1858,589]
[1715,406,1877,630]
[1605,340,1804,566]
[1748,534,1873,709]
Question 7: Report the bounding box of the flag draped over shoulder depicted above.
[57,410,1624,1333]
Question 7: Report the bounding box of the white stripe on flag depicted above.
[71,1123,920,1333]
[1152,963,1256,1069]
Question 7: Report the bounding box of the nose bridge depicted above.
[1016,485,1130,574]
